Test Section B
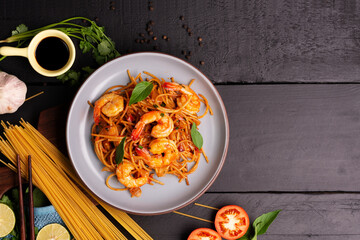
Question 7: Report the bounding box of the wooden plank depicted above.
[131,192,360,239]
[3,84,360,192]
[1,0,360,83]
[210,85,360,192]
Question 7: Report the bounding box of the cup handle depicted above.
[0,46,28,57]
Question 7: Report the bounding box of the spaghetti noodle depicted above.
[91,71,212,197]
[0,120,152,240]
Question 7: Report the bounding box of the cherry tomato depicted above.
[214,205,250,240]
[188,228,221,240]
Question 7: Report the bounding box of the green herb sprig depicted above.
[191,123,203,149]
[239,210,281,240]
[0,17,120,85]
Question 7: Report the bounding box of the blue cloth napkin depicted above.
[1,205,66,239]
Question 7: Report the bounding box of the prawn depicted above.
[93,92,124,125]
[116,162,149,189]
[163,82,201,114]
[135,138,179,169]
[131,111,174,141]
[95,125,120,151]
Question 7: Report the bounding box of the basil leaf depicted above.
[33,187,50,207]
[129,81,153,105]
[253,210,281,236]
[115,137,126,165]
[191,123,203,149]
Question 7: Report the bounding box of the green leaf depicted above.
[250,230,258,240]
[0,195,13,209]
[11,188,19,206]
[98,40,112,56]
[115,137,126,165]
[79,40,92,53]
[191,123,203,149]
[82,66,95,74]
[237,229,251,240]
[56,70,81,84]
[129,81,154,105]
[11,24,28,36]
[33,187,50,207]
[253,210,281,236]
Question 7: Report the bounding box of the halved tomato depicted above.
[188,228,221,240]
[214,205,250,240]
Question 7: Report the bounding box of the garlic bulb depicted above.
[0,72,27,114]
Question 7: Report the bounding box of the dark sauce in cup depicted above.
[35,37,69,71]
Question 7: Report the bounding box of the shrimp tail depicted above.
[135,147,151,160]
[93,105,101,125]
[163,82,192,95]
[163,82,181,91]
[131,122,145,141]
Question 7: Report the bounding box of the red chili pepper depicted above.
[178,145,185,152]
[127,114,135,122]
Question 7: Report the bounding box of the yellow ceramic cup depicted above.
[0,29,75,77]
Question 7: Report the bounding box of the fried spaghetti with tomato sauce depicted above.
[90,70,212,197]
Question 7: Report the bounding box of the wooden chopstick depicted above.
[17,154,26,240]
[28,155,35,240]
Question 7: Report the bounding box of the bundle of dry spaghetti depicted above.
[0,120,152,240]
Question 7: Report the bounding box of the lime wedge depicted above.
[36,223,70,240]
[0,203,16,237]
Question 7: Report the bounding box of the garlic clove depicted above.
[0,71,27,114]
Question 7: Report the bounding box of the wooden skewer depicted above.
[28,155,35,240]
[17,154,26,240]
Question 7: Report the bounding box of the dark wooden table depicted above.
[1,1,360,239]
